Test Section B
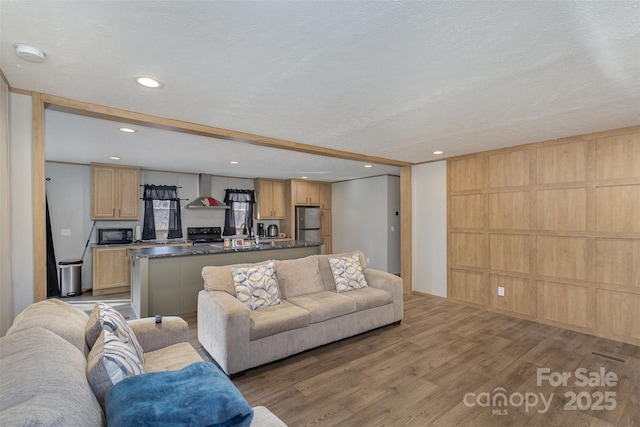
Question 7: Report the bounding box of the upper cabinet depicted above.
[292,179,320,205]
[319,183,331,209]
[91,163,140,220]
[254,178,285,219]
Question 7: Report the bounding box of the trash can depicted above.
[59,260,83,297]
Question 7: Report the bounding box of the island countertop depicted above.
[128,240,323,259]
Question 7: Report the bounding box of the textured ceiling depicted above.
[1,1,639,175]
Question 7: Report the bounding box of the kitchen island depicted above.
[128,241,324,318]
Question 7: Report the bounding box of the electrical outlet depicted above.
[390,225,395,232]
[366,258,370,264]
[498,286,505,297]
[61,229,71,236]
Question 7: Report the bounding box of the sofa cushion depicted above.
[85,302,145,363]
[341,286,393,311]
[203,261,274,296]
[287,291,356,323]
[143,342,204,373]
[6,298,90,355]
[249,300,310,340]
[0,327,104,426]
[329,253,368,293]
[232,262,281,310]
[317,251,368,291]
[86,329,145,406]
[273,255,324,298]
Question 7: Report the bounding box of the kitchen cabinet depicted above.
[321,208,332,253]
[292,180,320,205]
[319,183,332,209]
[254,179,285,219]
[91,163,140,220]
[93,242,191,296]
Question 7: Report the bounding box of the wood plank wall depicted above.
[447,126,640,345]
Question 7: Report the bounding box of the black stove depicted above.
[187,227,224,244]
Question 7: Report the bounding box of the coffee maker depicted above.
[256,223,265,237]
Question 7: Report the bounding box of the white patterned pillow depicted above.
[85,302,144,363]
[86,329,144,405]
[329,253,368,293]
[232,262,281,310]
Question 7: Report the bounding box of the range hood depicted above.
[185,174,228,209]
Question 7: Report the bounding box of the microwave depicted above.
[97,228,134,245]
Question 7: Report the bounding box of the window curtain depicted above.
[223,189,256,236]
[142,184,183,240]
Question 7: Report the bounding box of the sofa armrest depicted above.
[127,317,189,353]
[363,268,404,322]
[197,290,251,375]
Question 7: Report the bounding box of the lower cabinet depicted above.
[93,243,191,296]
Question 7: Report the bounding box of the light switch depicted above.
[61,229,71,236]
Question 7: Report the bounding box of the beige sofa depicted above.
[198,251,403,375]
[0,298,285,426]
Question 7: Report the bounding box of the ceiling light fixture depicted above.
[433,151,444,155]
[301,176,308,179]
[119,127,136,133]
[230,161,239,164]
[14,43,46,63]
[109,156,121,160]
[135,76,163,88]
[364,164,373,168]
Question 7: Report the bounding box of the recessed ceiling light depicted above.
[301,176,308,179]
[109,156,121,160]
[364,164,373,168]
[135,76,163,88]
[230,161,239,164]
[14,43,46,63]
[119,127,136,133]
[433,151,444,155]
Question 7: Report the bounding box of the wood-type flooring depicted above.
[182,294,640,427]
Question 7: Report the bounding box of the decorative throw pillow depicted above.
[232,262,281,310]
[87,329,145,406]
[85,302,145,363]
[329,253,368,293]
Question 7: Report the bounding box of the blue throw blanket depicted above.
[105,362,254,427]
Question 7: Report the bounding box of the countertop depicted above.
[128,240,323,259]
[91,240,191,248]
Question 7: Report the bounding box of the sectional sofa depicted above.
[198,251,404,375]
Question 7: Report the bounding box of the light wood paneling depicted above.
[450,194,485,229]
[537,281,589,328]
[595,184,640,233]
[32,93,46,302]
[536,140,588,184]
[450,232,487,268]
[596,133,640,180]
[597,289,640,340]
[596,238,640,287]
[489,233,530,274]
[400,165,412,294]
[449,157,484,192]
[489,191,530,230]
[488,149,530,188]
[536,188,587,231]
[537,235,589,281]
[451,269,487,305]
[489,274,536,315]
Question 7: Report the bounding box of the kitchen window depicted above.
[153,200,171,232]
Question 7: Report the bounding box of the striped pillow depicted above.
[329,253,368,293]
[85,302,145,363]
[232,262,281,310]
[86,329,145,405]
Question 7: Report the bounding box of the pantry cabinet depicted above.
[91,163,140,220]
[319,183,332,209]
[254,179,285,219]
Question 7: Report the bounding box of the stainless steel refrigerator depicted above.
[296,207,322,242]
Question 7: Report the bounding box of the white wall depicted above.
[0,79,12,335]
[386,175,401,274]
[412,161,447,297]
[10,93,34,315]
[332,175,400,273]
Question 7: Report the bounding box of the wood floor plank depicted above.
[180,294,640,426]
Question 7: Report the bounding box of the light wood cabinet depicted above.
[293,180,320,205]
[254,179,285,219]
[322,208,332,253]
[319,183,332,209]
[93,243,191,296]
[91,163,140,220]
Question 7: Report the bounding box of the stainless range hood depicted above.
[185,174,229,209]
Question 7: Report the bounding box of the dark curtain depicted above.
[46,195,60,297]
[223,189,256,236]
[142,185,183,240]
